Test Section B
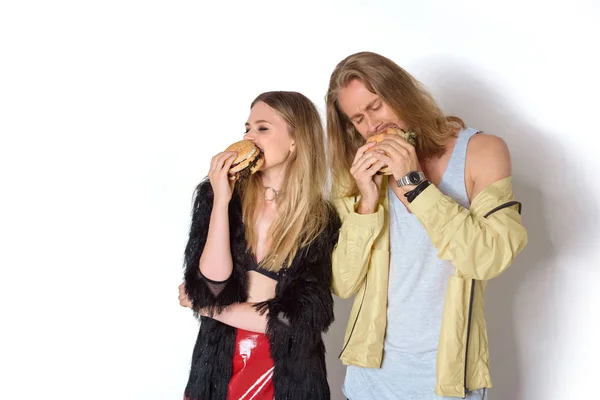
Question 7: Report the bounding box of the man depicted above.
[326,51,528,399]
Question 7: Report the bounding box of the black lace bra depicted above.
[246,252,284,282]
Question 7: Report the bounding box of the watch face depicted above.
[409,172,421,184]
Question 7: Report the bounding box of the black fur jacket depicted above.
[183,180,341,400]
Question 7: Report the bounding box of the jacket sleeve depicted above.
[254,205,341,352]
[408,177,528,280]
[330,195,385,298]
[183,179,247,317]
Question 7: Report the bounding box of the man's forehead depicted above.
[339,91,379,118]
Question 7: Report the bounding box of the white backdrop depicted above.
[1,1,599,399]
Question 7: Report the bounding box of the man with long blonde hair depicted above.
[326,52,528,399]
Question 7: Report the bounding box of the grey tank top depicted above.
[343,127,486,400]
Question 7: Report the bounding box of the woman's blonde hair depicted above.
[325,51,465,197]
[240,91,329,271]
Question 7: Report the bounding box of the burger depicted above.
[366,127,417,175]
[225,140,264,181]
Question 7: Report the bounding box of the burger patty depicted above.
[232,149,264,180]
[230,148,259,170]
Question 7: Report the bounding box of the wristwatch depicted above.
[397,171,426,187]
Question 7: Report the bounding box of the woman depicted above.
[178,91,340,400]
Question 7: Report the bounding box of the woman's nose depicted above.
[243,131,255,142]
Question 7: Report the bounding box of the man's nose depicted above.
[366,117,382,136]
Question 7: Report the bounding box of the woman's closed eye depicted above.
[244,127,269,134]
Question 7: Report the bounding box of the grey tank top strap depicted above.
[437,127,480,209]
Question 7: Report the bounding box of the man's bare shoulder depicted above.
[466,133,512,199]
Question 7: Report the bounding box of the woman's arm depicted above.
[199,199,233,282]
[183,180,247,316]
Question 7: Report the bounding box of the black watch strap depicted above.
[404,180,431,203]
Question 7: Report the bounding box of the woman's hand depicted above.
[208,151,237,204]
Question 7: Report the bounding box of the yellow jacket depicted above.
[331,177,527,398]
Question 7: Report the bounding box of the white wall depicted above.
[1,1,599,399]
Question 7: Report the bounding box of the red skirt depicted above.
[227,328,275,400]
[184,328,274,400]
